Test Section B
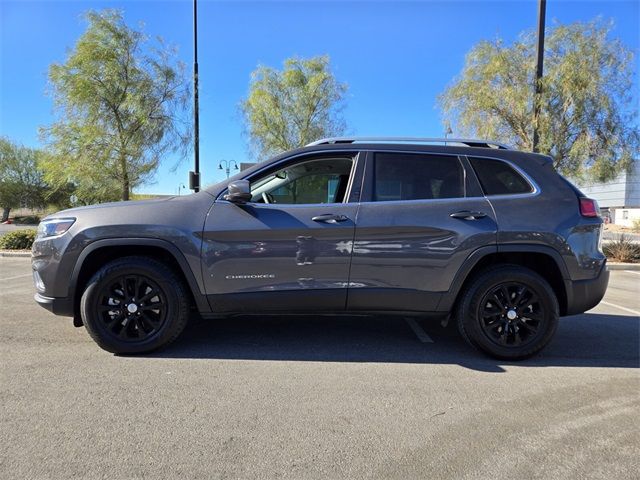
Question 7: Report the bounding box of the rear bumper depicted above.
[34,293,74,317]
[564,263,610,316]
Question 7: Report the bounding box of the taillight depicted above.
[579,198,599,218]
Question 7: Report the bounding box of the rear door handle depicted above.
[312,213,349,223]
[449,210,487,220]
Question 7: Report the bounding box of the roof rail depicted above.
[306,136,512,150]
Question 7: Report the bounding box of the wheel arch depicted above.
[70,238,210,323]
[441,245,570,316]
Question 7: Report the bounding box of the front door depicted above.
[202,152,362,313]
[347,151,497,312]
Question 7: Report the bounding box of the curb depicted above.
[607,262,640,271]
[0,250,31,257]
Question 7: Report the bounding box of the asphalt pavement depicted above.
[1,256,638,479]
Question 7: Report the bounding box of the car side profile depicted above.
[32,137,609,359]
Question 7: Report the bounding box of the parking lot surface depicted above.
[1,256,638,479]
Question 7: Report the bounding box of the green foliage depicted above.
[41,9,191,202]
[632,219,640,233]
[0,137,48,221]
[13,216,41,225]
[241,55,348,160]
[439,19,639,182]
[0,229,37,250]
[603,235,640,263]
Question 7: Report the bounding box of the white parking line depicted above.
[405,318,434,343]
[0,273,32,281]
[600,301,640,316]
[624,270,640,276]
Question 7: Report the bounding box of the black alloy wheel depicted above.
[97,275,168,342]
[478,282,544,348]
[80,256,190,354]
[456,265,559,360]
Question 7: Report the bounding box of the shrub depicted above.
[13,215,41,225]
[0,229,37,250]
[632,218,640,233]
[603,235,640,263]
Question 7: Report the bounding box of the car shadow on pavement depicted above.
[146,312,639,372]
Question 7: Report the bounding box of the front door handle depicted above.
[450,210,487,220]
[312,213,349,223]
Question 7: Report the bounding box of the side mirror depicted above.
[224,180,252,204]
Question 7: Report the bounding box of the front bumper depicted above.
[564,262,610,316]
[34,293,74,317]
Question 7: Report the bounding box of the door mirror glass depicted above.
[224,180,252,204]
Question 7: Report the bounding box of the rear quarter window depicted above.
[469,157,533,195]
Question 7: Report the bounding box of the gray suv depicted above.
[32,137,609,359]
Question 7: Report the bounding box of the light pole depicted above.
[189,0,201,192]
[177,183,186,196]
[444,123,453,146]
[218,160,239,179]
[532,0,547,153]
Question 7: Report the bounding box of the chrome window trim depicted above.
[360,149,469,204]
[215,150,362,205]
[463,154,541,199]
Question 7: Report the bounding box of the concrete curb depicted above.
[0,250,31,257]
[607,262,640,271]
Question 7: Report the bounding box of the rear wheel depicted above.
[80,256,190,354]
[456,265,559,360]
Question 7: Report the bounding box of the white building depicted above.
[574,161,640,227]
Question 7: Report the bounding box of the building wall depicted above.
[573,161,640,225]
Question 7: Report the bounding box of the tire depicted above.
[80,256,190,354]
[456,265,559,360]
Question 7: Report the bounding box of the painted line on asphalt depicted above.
[0,273,32,281]
[600,301,640,316]
[405,318,434,343]
[624,270,640,276]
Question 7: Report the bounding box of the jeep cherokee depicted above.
[31,137,609,359]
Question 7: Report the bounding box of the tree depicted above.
[42,9,190,202]
[439,20,639,182]
[0,138,48,222]
[241,55,348,160]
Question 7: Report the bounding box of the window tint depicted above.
[373,153,464,201]
[469,157,533,195]
[250,157,353,204]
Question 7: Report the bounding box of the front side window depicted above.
[373,153,464,201]
[250,157,354,204]
[469,157,533,195]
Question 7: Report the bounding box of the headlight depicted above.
[36,218,76,239]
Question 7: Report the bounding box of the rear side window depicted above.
[469,157,533,195]
[373,153,464,201]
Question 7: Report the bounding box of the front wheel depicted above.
[80,256,190,354]
[456,265,559,360]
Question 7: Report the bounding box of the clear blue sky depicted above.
[1,0,638,194]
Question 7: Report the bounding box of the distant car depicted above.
[32,137,609,359]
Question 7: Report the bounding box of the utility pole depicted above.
[532,0,546,153]
[189,0,201,192]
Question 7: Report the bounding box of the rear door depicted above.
[202,151,363,313]
[347,150,497,312]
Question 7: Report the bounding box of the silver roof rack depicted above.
[306,136,512,150]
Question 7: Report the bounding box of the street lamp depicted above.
[444,123,453,145]
[177,183,186,196]
[218,160,239,179]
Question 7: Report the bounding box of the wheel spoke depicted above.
[501,285,513,307]
[138,289,159,303]
[141,302,163,311]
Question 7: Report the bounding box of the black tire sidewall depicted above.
[457,266,559,360]
[81,258,189,354]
